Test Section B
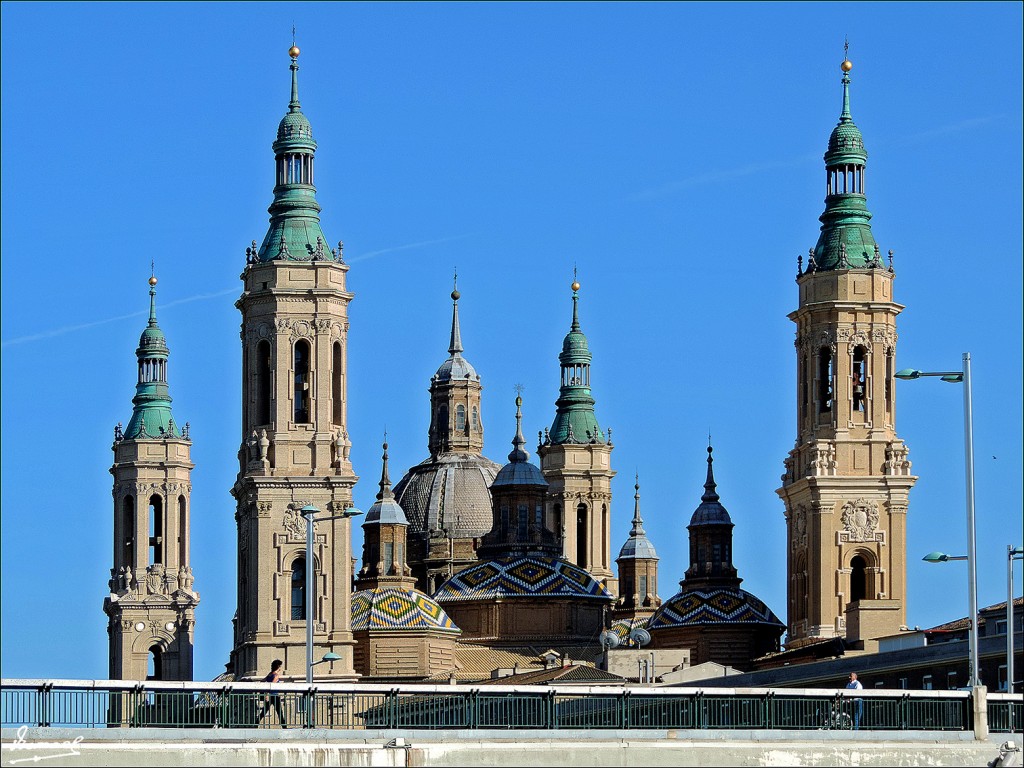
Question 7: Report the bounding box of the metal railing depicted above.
[988,693,1024,733]
[0,679,985,732]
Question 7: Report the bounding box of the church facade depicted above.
[104,47,914,683]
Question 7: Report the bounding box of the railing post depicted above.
[620,689,629,730]
[389,688,398,729]
[39,682,52,727]
[766,690,774,730]
[547,689,556,730]
[695,691,704,729]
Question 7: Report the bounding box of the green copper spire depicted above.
[253,44,339,264]
[122,276,182,440]
[549,278,605,445]
[806,53,884,273]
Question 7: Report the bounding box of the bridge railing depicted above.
[2,679,1017,732]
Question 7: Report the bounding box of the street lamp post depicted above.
[1009,546,1024,694]
[897,352,979,687]
[300,504,363,685]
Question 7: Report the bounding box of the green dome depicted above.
[277,110,313,142]
[138,325,167,351]
[825,119,866,165]
[560,329,591,365]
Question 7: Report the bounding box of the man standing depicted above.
[846,671,864,729]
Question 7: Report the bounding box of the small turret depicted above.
[549,278,605,445]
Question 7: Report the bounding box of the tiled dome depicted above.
[351,587,460,632]
[648,587,784,630]
[433,554,613,603]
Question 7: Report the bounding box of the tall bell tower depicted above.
[104,275,199,681]
[778,53,916,649]
[538,278,616,593]
[230,45,358,680]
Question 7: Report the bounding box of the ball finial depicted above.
[451,289,461,301]
[148,276,158,286]
[571,280,581,292]
[841,59,853,73]
[289,45,301,59]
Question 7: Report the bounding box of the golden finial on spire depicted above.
[149,259,157,286]
[841,37,852,72]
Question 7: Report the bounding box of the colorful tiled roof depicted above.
[648,587,784,630]
[351,587,460,633]
[433,554,614,603]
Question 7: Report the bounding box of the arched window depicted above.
[122,496,135,567]
[255,340,271,426]
[291,557,307,620]
[456,404,466,432]
[850,555,868,602]
[148,495,163,565]
[293,340,310,423]
[852,346,868,412]
[576,503,587,566]
[818,347,833,413]
[471,406,479,430]
[332,342,343,426]
[885,350,894,418]
[517,504,528,540]
[552,503,562,539]
[793,555,808,622]
[602,504,608,567]
[800,354,809,423]
[177,496,187,566]
[147,646,163,681]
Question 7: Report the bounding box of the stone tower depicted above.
[612,475,661,624]
[104,276,199,681]
[351,441,461,678]
[394,283,500,594]
[539,279,616,592]
[777,55,916,648]
[230,45,358,680]
[649,446,784,667]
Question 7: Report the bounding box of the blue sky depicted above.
[2,2,1021,682]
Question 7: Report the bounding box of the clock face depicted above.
[165,622,175,632]
[135,622,146,632]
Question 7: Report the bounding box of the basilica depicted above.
[102,45,914,684]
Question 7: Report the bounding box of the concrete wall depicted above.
[2,727,1013,767]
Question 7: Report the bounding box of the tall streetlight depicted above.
[300,503,362,684]
[1009,546,1023,694]
[897,352,979,687]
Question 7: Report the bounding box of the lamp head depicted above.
[895,369,921,380]
[321,652,341,662]
[299,504,321,517]
[923,551,950,563]
[343,505,364,518]
[940,374,964,383]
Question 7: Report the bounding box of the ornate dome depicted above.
[277,110,313,143]
[648,586,784,630]
[351,587,460,632]
[393,452,500,538]
[826,120,864,158]
[433,354,479,383]
[433,554,613,603]
[618,476,658,560]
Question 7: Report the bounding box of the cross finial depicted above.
[292,24,296,47]
[453,267,458,292]
[514,383,525,397]
[844,36,849,59]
